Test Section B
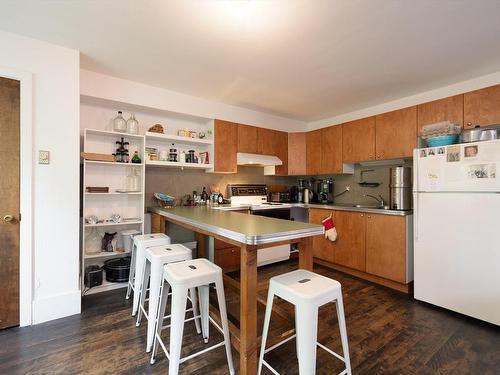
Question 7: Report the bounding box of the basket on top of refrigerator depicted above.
[421,121,461,147]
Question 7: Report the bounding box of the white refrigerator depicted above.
[413,139,500,326]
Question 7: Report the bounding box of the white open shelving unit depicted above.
[144,128,214,171]
[81,128,145,295]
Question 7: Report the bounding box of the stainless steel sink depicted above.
[354,204,391,210]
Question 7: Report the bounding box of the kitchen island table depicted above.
[148,206,324,375]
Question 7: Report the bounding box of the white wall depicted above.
[0,30,80,324]
[308,70,500,130]
[80,69,306,132]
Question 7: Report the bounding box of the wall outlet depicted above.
[38,150,50,164]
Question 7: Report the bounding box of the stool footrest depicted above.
[154,316,229,364]
[262,335,347,375]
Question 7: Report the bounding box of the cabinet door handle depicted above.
[361,214,364,217]
[367,215,371,218]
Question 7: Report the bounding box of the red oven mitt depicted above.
[322,214,337,242]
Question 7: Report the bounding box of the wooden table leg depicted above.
[195,233,206,259]
[239,244,258,375]
[298,236,314,271]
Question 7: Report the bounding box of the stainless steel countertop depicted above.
[148,206,324,245]
[289,203,413,216]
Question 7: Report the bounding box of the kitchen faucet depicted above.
[364,194,385,207]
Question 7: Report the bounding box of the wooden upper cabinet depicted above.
[237,124,258,154]
[375,106,417,159]
[274,130,288,176]
[288,132,306,175]
[417,94,464,133]
[256,127,275,155]
[320,125,342,174]
[365,214,406,283]
[342,117,375,163]
[214,119,237,173]
[464,84,500,128]
[306,129,322,175]
[331,210,366,271]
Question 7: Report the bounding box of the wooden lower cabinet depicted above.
[214,246,240,273]
[309,208,411,290]
[309,209,366,271]
[365,214,406,283]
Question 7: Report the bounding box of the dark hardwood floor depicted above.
[0,260,499,374]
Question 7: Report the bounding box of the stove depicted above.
[226,184,292,211]
[225,184,291,265]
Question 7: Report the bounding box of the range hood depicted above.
[237,153,283,167]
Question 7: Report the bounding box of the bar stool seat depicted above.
[128,233,171,316]
[151,258,235,375]
[258,269,352,375]
[136,243,201,352]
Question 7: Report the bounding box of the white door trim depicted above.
[0,66,33,327]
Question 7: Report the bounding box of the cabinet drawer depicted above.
[214,247,240,272]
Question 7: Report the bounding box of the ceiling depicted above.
[1,0,500,122]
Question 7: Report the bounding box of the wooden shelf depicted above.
[84,220,143,228]
[85,128,145,140]
[145,131,213,145]
[146,160,213,169]
[84,191,143,195]
[84,160,144,167]
[84,279,128,295]
[84,250,131,259]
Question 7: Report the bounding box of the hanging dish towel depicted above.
[322,214,337,242]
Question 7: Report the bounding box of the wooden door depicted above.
[306,129,322,175]
[237,124,258,154]
[417,94,464,133]
[464,84,500,128]
[256,127,275,155]
[0,77,20,329]
[274,130,288,176]
[308,208,334,263]
[320,125,342,174]
[375,106,417,159]
[287,132,306,175]
[214,119,237,173]
[332,211,366,271]
[365,214,406,283]
[342,117,375,162]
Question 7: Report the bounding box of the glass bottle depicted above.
[85,227,102,255]
[126,113,139,134]
[113,111,127,133]
[131,151,142,164]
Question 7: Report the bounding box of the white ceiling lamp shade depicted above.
[236,152,283,167]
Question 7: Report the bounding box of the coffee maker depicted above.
[317,178,334,203]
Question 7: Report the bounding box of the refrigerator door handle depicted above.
[414,193,419,241]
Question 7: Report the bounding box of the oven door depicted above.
[251,208,291,220]
[250,208,291,266]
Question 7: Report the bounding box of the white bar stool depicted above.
[128,233,171,316]
[151,258,235,375]
[136,243,201,352]
[258,269,352,375]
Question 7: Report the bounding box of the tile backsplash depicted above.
[145,162,413,207]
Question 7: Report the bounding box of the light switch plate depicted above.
[38,150,50,164]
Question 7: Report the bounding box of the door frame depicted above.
[0,66,33,327]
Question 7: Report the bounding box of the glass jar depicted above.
[113,111,127,133]
[126,167,140,192]
[126,113,139,134]
[85,227,102,255]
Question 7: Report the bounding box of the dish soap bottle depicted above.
[131,151,142,164]
[126,113,139,134]
[113,111,127,133]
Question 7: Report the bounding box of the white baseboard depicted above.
[32,290,81,325]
